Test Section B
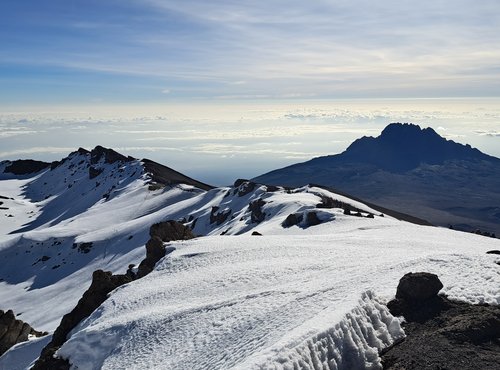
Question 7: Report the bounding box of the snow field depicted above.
[57,225,500,370]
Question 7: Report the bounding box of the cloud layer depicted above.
[1,98,499,185]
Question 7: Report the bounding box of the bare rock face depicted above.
[249,198,266,223]
[137,237,165,278]
[32,270,132,370]
[0,309,46,356]
[137,221,195,278]
[209,206,231,225]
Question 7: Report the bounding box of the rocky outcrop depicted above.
[282,211,323,228]
[137,221,195,278]
[32,270,132,370]
[90,146,133,165]
[88,166,103,179]
[234,179,256,197]
[0,309,46,356]
[209,206,231,226]
[249,198,266,223]
[306,211,322,226]
[282,213,303,228]
[382,273,500,369]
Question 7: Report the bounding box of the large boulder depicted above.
[396,272,443,302]
[149,220,196,242]
[388,272,445,321]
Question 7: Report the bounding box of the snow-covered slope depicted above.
[1,148,499,370]
[58,223,499,370]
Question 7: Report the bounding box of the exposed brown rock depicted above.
[0,309,46,356]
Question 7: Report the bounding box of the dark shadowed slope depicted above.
[142,158,213,191]
[254,123,500,235]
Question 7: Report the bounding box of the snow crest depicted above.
[256,291,403,370]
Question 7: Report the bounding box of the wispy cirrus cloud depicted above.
[2,0,500,104]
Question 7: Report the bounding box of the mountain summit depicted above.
[254,123,500,235]
[341,123,489,172]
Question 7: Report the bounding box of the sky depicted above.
[1,1,499,184]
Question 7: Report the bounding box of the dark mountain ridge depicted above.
[254,123,500,236]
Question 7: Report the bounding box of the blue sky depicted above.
[1,0,500,105]
[1,1,500,184]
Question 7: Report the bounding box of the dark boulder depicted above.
[251,231,262,236]
[149,220,196,242]
[395,272,443,302]
[265,185,280,192]
[306,211,322,226]
[486,250,500,255]
[387,272,444,320]
[282,213,303,228]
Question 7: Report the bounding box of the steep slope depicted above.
[254,123,500,235]
[0,146,212,334]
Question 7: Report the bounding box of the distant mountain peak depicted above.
[342,122,488,172]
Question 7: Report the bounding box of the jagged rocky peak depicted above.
[90,145,135,165]
[342,122,490,172]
